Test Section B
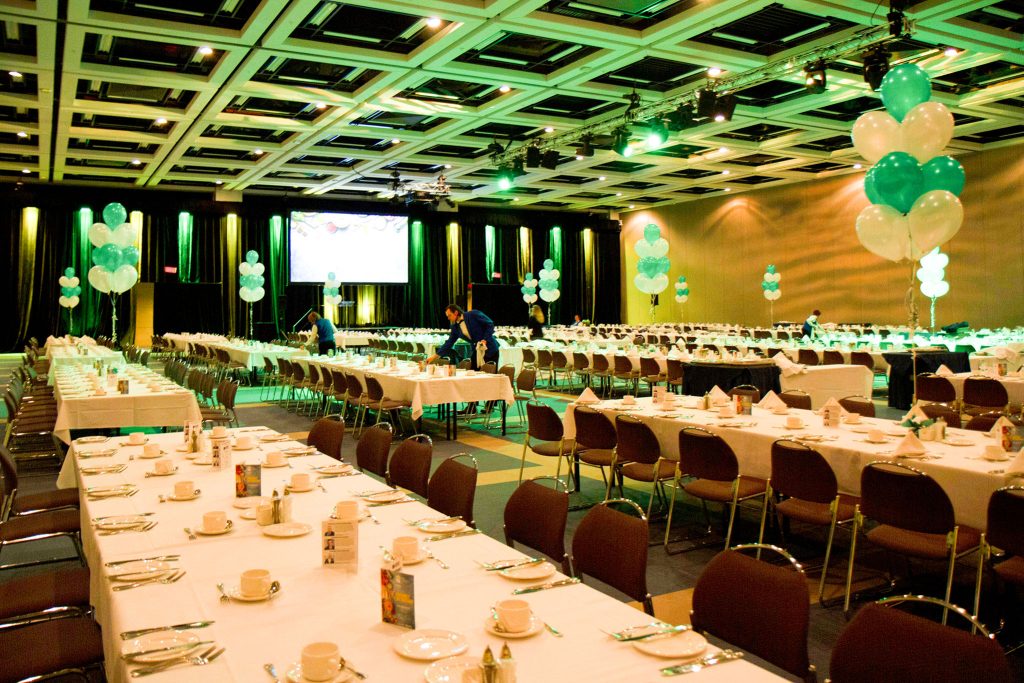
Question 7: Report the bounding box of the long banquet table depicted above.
[883,350,971,409]
[67,428,782,682]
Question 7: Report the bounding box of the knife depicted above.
[427,529,481,542]
[105,555,181,567]
[93,512,155,522]
[485,558,543,572]
[660,649,744,675]
[616,624,692,642]
[367,498,415,508]
[121,621,215,640]
[513,577,580,594]
[121,640,215,660]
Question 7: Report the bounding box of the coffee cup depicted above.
[174,480,195,498]
[984,444,1010,461]
[211,426,228,439]
[290,473,311,490]
[265,451,285,467]
[240,568,272,598]
[301,642,340,682]
[235,435,255,449]
[622,395,636,406]
[256,503,274,526]
[154,458,174,474]
[785,416,803,429]
[203,510,227,533]
[495,598,533,633]
[334,499,359,521]
[143,443,161,458]
[867,429,886,443]
[392,535,420,562]
[128,432,145,445]
[844,413,862,424]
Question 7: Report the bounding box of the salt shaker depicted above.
[498,643,516,683]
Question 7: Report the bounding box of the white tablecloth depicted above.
[66,429,782,682]
[778,365,874,408]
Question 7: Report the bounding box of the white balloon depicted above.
[111,224,137,248]
[763,291,773,301]
[908,190,963,259]
[647,272,669,294]
[68,276,80,287]
[251,286,265,302]
[89,223,113,248]
[59,295,71,307]
[539,289,556,302]
[58,276,72,287]
[239,262,253,276]
[855,204,909,262]
[675,294,688,304]
[920,248,949,270]
[525,279,538,288]
[547,289,560,302]
[634,241,655,258]
[252,262,265,276]
[646,238,669,259]
[852,110,903,163]
[88,266,112,293]
[110,265,138,294]
[68,295,79,308]
[523,294,538,304]
[902,102,955,164]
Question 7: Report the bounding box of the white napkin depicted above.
[935,364,954,377]
[757,390,786,411]
[773,353,807,377]
[577,387,599,404]
[821,396,848,415]
[1005,450,1024,478]
[894,432,926,456]
[989,416,1016,439]
[903,403,931,423]
[707,385,729,405]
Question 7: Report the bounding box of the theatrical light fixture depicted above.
[713,93,736,122]
[696,89,717,118]
[575,135,594,157]
[804,61,827,93]
[646,117,668,146]
[487,139,505,157]
[612,127,631,156]
[540,150,560,170]
[525,145,541,168]
[888,0,909,37]
[512,157,526,176]
[496,165,515,190]
[862,46,890,91]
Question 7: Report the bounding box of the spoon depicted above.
[339,656,366,680]
[216,582,232,602]
[184,527,197,541]
[263,663,279,682]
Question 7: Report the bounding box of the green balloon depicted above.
[643,224,660,243]
[864,166,884,204]
[245,250,259,265]
[871,151,923,214]
[543,258,554,270]
[766,264,775,273]
[102,202,127,228]
[64,267,75,277]
[880,63,931,122]
[921,156,965,196]
[92,243,121,270]
[638,256,659,278]
[122,245,140,266]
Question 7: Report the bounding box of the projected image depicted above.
[289,212,408,283]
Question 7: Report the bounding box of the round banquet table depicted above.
[882,350,970,409]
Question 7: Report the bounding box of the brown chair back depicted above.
[965,411,1013,431]
[850,351,875,370]
[355,423,393,477]
[963,377,1008,409]
[307,417,345,460]
[526,401,563,442]
[770,440,837,504]
[779,390,811,410]
[571,500,651,609]
[838,395,875,417]
[516,369,537,393]
[364,376,385,402]
[613,355,633,374]
[573,406,617,451]
[498,364,515,387]
[797,349,819,366]
[345,374,364,400]
[591,354,610,373]
[986,486,1024,556]
[536,349,552,368]
[920,402,961,428]
[861,462,955,535]
[614,415,658,466]
[572,352,589,371]
[427,454,477,526]
[823,350,844,365]
[691,548,811,679]
[521,348,536,365]
[503,478,569,573]
[639,356,661,377]
[666,358,683,383]
[917,373,957,403]
[678,427,738,482]
[728,384,761,403]
[387,434,432,497]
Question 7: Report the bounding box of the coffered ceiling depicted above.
[1,0,1023,212]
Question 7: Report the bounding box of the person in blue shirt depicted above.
[307,311,337,355]
[426,304,499,369]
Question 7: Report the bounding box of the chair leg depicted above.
[941,528,960,626]
[843,508,863,617]
[818,500,840,603]
[723,484,741,550]
[603,454,618,502]
[972,536,988,635]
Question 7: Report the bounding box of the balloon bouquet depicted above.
[634,223,670,318]
[324,272,342,305]
[761,265,781,323]
[238,250,266,338]
[538,259,560,303]
[88,202,140,342]
[58,267,81,335]
[916,248,949,330]
[521,273,538,305]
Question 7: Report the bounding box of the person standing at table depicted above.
[426,304,498,369]
[802,310,823,339]
[308,311,337,355]
[527,305,545,340]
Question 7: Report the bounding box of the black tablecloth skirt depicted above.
[683,363,782,397]
[882,350,970,409]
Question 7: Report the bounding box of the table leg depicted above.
[501,402,507,435]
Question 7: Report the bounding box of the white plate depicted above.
[285,663,352,682]
[232,443,255,451]
[418,519,467,534]
[233,496,266,509]
[847,425,872,434]
[424,655,478,683]
[631,630,708,659]
[78,448,117,458]
[108,559,170,581]
[317,464,353,475]
[227,585,279,602]
[124,630,201,663]
[863,438,889,444]
[86,486,136,498]
[96,516,151,531]
[285,484,314,493]
[498,561,556,581]
[239,508,258,520]
[284,448,317,456]
[983,453,1010,462]
[262,522,312,538]
[195,520,233,536]
[166,491,200,502]
[365,490,405,503]
[148,467,177,476]
[393,629,469,661]
[262,461,288,468]
[260,434,289,442]
[76,436,109,444]
[943,438,974,447]
[484,615,542,639]
[193,458,213,466]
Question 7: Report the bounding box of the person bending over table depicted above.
[426,304,498,370]
[528,304,546,340]
[308,311,337,355]
[802,309,823,339]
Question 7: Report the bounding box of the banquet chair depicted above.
[386,434,433,498]
[916,373,957,405]
[456,358,472,370]
[363,376,411,436]
[551,350,570,389]
[797,349,820,366]
[589,354,612,397]
[354,423,393,479]
[0,496,83,572]
[973,486,1024,633]
[275,358,292,403]
[304,365,324,416]
[964,410,1021,432]
[345,374,375,436]
[849,351,875,371]
[777,331,791,341]
[329,369,350,419]
[823,350,845,365]
[829,596,1010,683]
[614,415,675,520]
[838,395,875,417]
[919,402,962,429]
[570,406,619,498]
[572,352,592,391]
[427,453,478,527]
[0,613,105,683]
[728,384,761,404]
[479,362,496,374]
[758,439,856,601]
[260,357,280,402]
[843,461,982,622]
[779,390,812,410]
[638,356,667,396]
[503,477,571,574]
[306,415,345,461]
[511,369,538,419]
[665,427,767,553]
[691,544,816,682]
[612,355,640,396]
[0,565,92,623]
[570,499,654,615]
[518,401,573,489]
[520,348,537,371]
[315,368,335,418]
[666,358,684,394]
[535,349,554,387]
[200,380,239,426]
[962,377,1009,416]
[1,445,78,520]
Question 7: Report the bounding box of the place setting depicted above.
[216,568,281,602]
[159,480,201,502]
[191,511,234,537]
[486,599,545,639]
[95,514,158,536]
[86,484,138,500]
[145,459,178,477]
[405,515,466,534]
[80,463,128,476]
[276,642,365,683]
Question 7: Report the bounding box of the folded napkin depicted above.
[577,387,599,403]
[903,403,931,423]
[894,432,926,456]
[1005,450,1024,478]
[935,364,954,377]
[773,353,807,377]
[707,385,729,405]
[757,390,786,411]
[989,416,1016,439]
[821,396,848,415]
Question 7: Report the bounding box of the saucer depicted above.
[167,491,200,502]
[193,458,213,466]
[262,522,312,538]
[148,467,177,476]
[863,437,889,444]
[424,655,478,683]
[484,615,542,639]
[262,461,288,468]
[227,585,279,602]
[239,508,258,520]
[943,438,974,447]
[124,438,149,446]
[232,443,256,451]
[418,519,467,534]
[232,496,266,509]
[139,450,165,460]
[260,434,289,442]
[393,629,469,661]
[498,561,556,581]
[195,520,234,536]
[397,550,427,565]
[285,484,314,493]
[124,630,201,663]
[285,663,352,683]
[316,464,353,475]
[983,453,1010,462]
[365,489,405,503]
[631,630,708,659]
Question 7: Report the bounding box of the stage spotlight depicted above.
[525,146,540,168]
[575,136,594,157]
[712,94,736,122]
[496,165,514,190]
[804,61,827,94]
[612,127,631,156]
[696,89,717,118]
[887,0,908,37]
[862,47,890,91]
[512,157,526,177]
[540,150,560,169]
[646,117,668,146]
[487,139,504,156]
[666,104,694,131]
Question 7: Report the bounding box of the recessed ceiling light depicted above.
[444,164,452,169]
[598,176,606,181]
[714,114,725,122]
[215,180,223,185]
[544,126,554,133]
[16,131,27,138]
[391,138,401,144]
[718,147,729,153]
[512,197,519,201]
[155,117,168,125]
[628,204,635,209]
[707,67,722,77]
[425,16,442,28]
[853,163,863,169]
[198,46,213,56]
[575,154,584,161]
[8,71,22,78]
[724,188,731,192]
[253,148,264,155]
[943,46,959,57]
[131,159,141,165]
[499,85,511,93]
[616,192,622,196]
[314,102,326,109]
[722,170,730,175]
[21,168,30,174]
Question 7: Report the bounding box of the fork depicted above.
[424,544,449,569]
[130,646,224,677]
[99,521,157,536]
[112,570,186,591]
[316,481,327,493]
[184,527,197,540]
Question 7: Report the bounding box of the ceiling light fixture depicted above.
[8,71,22,79]
[666,103,694,131]
[253,148,264,155]
[496,165,515,190]
[887,1,909,37]
[314,102,327,109]
[21,168,30,174]
[525,146,541,168]
[707,66,722,77]
[215,180,223,185]
[16,131,27,138]
[853,163,863,169]
[487,139,505,157]
[598,176,606,181]
[696,89,717,118]
[198,46,213,56]
[540,150,559,169]
[498,85,511,93]
[425,16,442,29]
[575,135,594,158]
[862,46,890,91]
[391,138,401,144]
[612,127,631,156]
[943,46,959,57]
[544,126,554,133]
[804,61,827,93]
[155,117,168,125]
[646,117,668,146]
[444,164,452,169]
[131,159,141,165]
